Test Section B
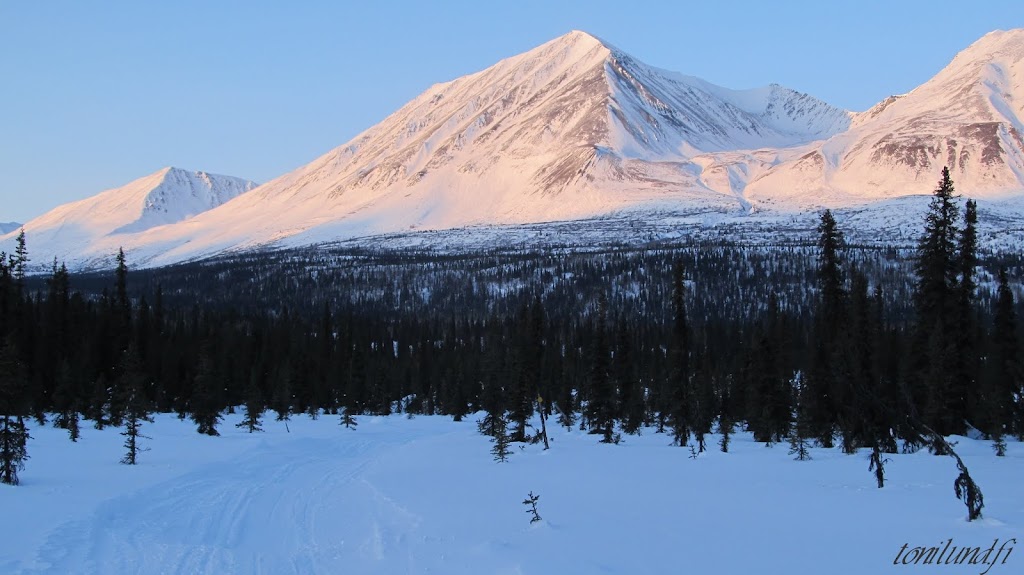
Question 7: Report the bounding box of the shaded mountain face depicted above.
[0,222,21,235]
[0,167,257,269]
[10,29,1024,269]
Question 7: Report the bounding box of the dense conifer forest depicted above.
[1,168,1022,494]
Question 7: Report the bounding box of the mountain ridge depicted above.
[5,28,1024,270]
[0,167,257,268]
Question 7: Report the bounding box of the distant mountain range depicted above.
[4,29,1024,270]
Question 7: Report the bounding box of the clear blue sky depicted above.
[1,0,1021,222]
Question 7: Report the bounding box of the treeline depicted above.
[0,167,1021,494]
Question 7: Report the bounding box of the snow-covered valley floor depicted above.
[2,413,1021,574]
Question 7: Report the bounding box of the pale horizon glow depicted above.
[1,0,1021,222]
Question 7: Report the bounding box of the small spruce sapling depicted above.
[523,491,542,524]
[868,445,888,488]
[992,433,1007,457]
[120,379,152,465]
[236,375,264,433]
[788,422,812,461]
[718,417,732,453]
[491,413,512,463]
[340,407,358,430]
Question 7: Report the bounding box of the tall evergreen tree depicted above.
[805,209,846,447]
[718,376,734,453]
[236,368,265,433]
[272,363,293,430]
[191,345,222,436]
[0,338,30,485]
[586,293,616,443]
[745,294,792,444]
[954,199,980,428]
[988,268,1022,440]
[12,229,28,294]
[477,366,506,439]
[52,360,80,442]
[668,260,691,446]
[913,167,962,438]
[615,320,644,435]
[690,342,716,452]
[119,348,152,465]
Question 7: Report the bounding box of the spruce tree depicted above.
[491,411,512,463]
[236,370,264,433]
[88,374,111,430]
[555,354,576,430]
[119,349,152,465]
[615,321,644,435]
[478,358,506,438]
[12,229,27,293]
[0,338,30,485]
[718,378,733,453]
[954,199,979,429]
[340,407,358,430]
[988,268,1021,440]
[668,260,691,446]
[869,445,887,488]
[690,344,716,453]
[788,372,813,460]
[746,295,792,444]
[913,167,962,437]
[805,209,846,447]
[272,363,294,426]
[0,414,29,485]
[52,360,80,442]
[585,293,616,443]
[191,345,222,436]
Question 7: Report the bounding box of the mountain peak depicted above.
[555,29,608,49]
[944,27,1024,72]
[0,167,258,268]
[972,28,1024,50]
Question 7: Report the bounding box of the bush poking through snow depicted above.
[523,491,542,524]
[868,445,888,488]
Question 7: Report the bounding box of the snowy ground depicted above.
[1,413,1021,574]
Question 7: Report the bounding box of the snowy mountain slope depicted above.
[0,167,256,268]
[53,31,849,268]
[744,28,1024,207]
[13,29,1024,270]
[0,222,21,235]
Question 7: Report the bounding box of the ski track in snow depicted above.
[24,433,425,575]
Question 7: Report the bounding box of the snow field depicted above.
[1,413,1021,574]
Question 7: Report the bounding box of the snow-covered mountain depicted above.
[745,29,1024,207]
[58,31,851,267]
[0,167,257,268]
[0,222,20,235]
[10,29,1024,269]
